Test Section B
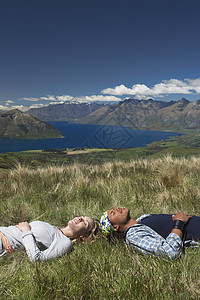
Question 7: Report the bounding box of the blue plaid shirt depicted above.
[125,214,183,260]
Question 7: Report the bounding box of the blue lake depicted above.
[0,122,181,153]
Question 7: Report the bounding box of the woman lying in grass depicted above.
[0,216,99,261]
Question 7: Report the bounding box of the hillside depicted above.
[27,102,106,121]
[1,157,200,299]
[0,110,6,115]
[77,98,200,130]
[0,109,62,139]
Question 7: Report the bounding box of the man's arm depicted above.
[171,211,192,239]
[126,212,192,260]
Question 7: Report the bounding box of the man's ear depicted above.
[113,224,119,232]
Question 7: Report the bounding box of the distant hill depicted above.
[27,102,106,121]
[0,110,6,115]
[77,98,200,130]
[0,109,62,139]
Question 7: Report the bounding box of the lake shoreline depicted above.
[0,122,181,154]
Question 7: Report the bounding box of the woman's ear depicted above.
[80,235,87,241]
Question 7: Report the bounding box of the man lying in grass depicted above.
[100,206,200,259]
[0,216,99,261]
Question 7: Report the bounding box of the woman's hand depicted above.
[16,221,31,232]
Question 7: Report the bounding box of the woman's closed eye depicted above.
[81,217,89,227]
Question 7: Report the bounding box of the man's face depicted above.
[107,206,130,227]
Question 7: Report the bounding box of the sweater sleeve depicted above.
[21,231,73,261]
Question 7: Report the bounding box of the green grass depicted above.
[1,156,200,299]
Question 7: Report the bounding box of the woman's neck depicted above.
[60,226,75,239]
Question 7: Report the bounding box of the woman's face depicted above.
[68,216,94,239]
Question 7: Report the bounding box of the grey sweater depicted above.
[0,221,73,261]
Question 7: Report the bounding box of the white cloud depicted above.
[28,103,48,109]
[6,100,14,105]
[40,95,57,101]
[73,95,122,103]
[19,93,122,106]
[49,101,65,105]
[20,97,40,102]
[21,94,74,102]
[101,78,200,98]
[10,105,27,111]
[21,97,40,101]
[185,78,200,93]
[152,79,192,95]
[7,93,122,111]
[102,85,133,96]
[0,105,9,110]
[56,95,73,101]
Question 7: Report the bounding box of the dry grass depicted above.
[1,155,200,299]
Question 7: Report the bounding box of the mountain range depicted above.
[27,98,200,130]
[0,109,62,139]
[27,102,106,122]
[2,98,200,140]
[77,98,200,130]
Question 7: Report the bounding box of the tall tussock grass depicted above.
[1,155,200,299]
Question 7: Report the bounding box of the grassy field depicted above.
[1,156,200,299]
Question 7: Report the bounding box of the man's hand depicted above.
[171,212,192,240]
[172,212,192,224]
[16,221,31,232]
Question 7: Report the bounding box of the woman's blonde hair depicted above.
[72,218,100,244]
[87,218,99,240]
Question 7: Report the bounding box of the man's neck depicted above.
[121,218,138,233]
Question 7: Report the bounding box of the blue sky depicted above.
[0,0,200,111]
